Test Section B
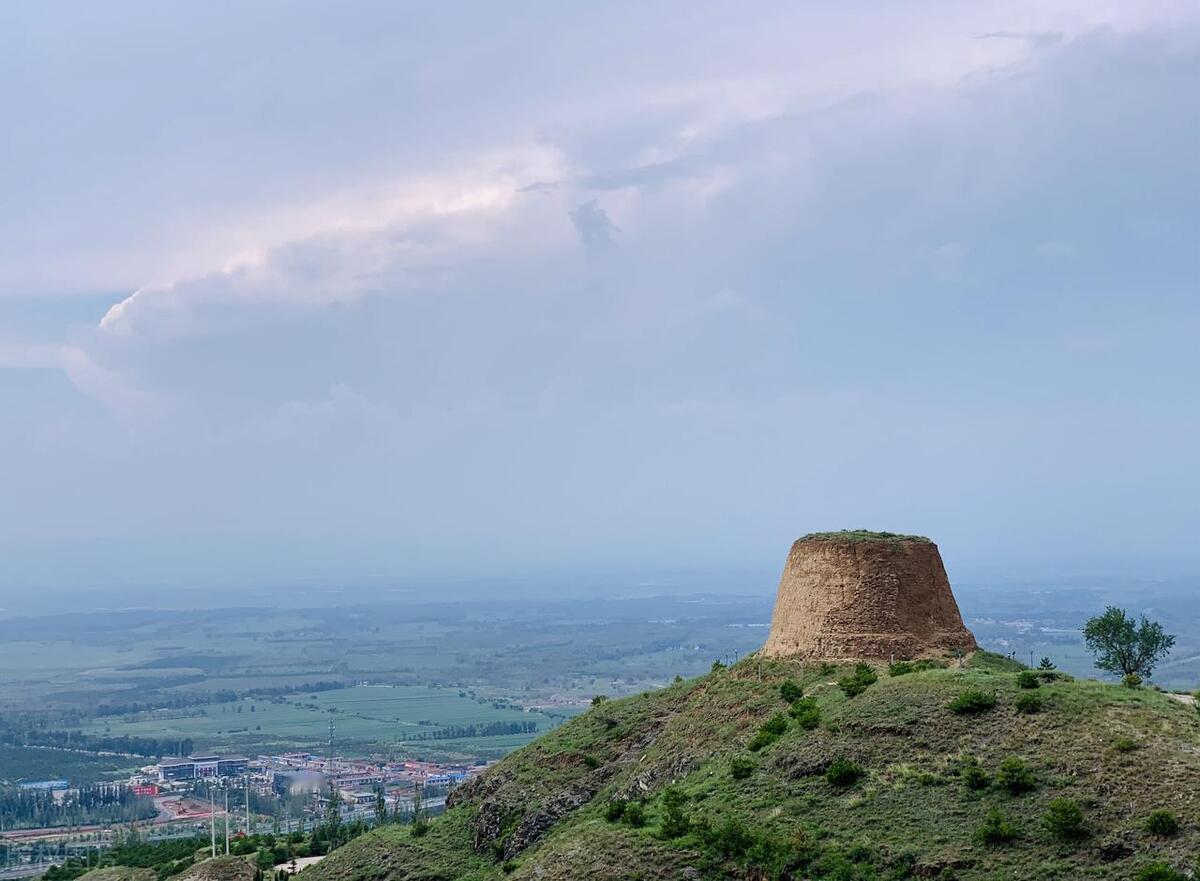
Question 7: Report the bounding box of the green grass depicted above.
[797,530,932,544]
[296,651,1200,881]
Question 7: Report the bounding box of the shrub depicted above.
[888,661,914,677]
[673,674,683,684]
[658,787,689,839]
[1016,671,1040,689]
[730,756,756,780]
[779,680,804,702]
[702,818,755,859]
[581,754,601,769]
[839,664,878,698]
[604,799,626,822]
[1015,693,1043,714]
[1123,673,1143,689]
[974,811,1022,844]
[1114,736,1138,753]
[959,756,990,791]
[788,697,821,729]
[817,662,836,677]
[949,688,998,715]
[622,802,646,828]
[1135,863,1187,881]
[974,808,1020,845]
[1145,809,1179,837]
[748,712,789,750]
[590,695,608,706]
[825,757,865,787]
[995,757,1036,795]
[748,730,778,752]
[1042,798,1086,840]
[1038,657,1055,670]
[760,712,789,736]
[711,660,727,673]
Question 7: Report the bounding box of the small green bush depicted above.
[1135,863,1187,881]
[604,799,626,822]
[760,712,789,736]
[1123,673,1143,689]
[974,808,1020,846]
[581,754,601,769]
[839,664,878,698]
[779,680,804,702]
[1042,798,1086,840]
[501,861,517,874]
[748,730,778,752]
[825,757,865,787]
[888,661,915,677]
[1038,657,1055,670]
[959,756,990,791]
[995,757,1036,795]
[788,697,821,729]
[1114,736,1138,753]
[1015,693,1043,714]
[730,756,756,780]
[817,662,836,677]
[623,802,646,828]
[711,660,726,672]
[949,688,998,715]
[590,694,608,706]
[1016,671,1040,689]
[1145,809,1179,837]
[658,786,689,840]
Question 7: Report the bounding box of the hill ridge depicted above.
[303,652,1200,880]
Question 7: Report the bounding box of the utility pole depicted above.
[245,774,250,837]
[209,789,216,857]
[224,789,230,855]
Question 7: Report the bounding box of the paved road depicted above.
[0,863,65,880]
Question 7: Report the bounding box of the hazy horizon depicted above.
[4,3,1200,598]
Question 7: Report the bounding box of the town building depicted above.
[156,754,249,781]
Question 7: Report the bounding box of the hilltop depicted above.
[302,652,1200,880]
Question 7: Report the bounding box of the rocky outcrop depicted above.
[761,531,976,660]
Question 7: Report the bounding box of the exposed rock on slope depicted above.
[761,530,977,660]
[75,868,157,881]
[172,856,257,881]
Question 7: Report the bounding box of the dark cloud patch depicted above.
[569,200,618,248]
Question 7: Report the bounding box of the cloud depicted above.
[4,5,1200,581]
[568,200,619,248]
[976,31,1063,47]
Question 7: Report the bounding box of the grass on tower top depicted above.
[798,529,933,544]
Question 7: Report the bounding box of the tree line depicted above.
[0,784,156,830]
[410,720,538,741]
[0,728,194,758]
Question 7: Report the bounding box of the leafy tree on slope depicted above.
[1083,607,1175,679]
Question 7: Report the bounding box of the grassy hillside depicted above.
[303,652,1200,880]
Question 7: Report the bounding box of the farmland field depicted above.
[81,685,565,758]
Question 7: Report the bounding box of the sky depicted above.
[2,2,1199,596]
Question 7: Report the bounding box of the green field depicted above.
[0,745,143,785]
[83,685,566,758]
